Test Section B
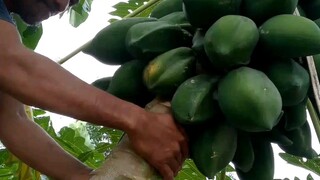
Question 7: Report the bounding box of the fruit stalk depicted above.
[57,0,163,65]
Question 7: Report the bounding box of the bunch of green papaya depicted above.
[85,0,320,179]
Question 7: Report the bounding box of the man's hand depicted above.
[127,112,189,180]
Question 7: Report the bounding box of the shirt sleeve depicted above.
[0,0,13,24]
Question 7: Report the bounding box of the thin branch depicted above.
[57,40,92,65]
[58,0,162,65]
[306,55,320,114]
[307,99,320,144]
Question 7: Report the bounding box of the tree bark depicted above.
[90,99,170,180]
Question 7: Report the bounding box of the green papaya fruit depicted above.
[259,15,320,58]
[143,47,196,98]
[171,74,220,125]
[232,131,255,173]
[83,17,156,65]
[279,121,318,159]
[150,0,183,18]
[236,138,274,180]
[218,67,282,132]
[126,21,192,61]
[108,60,154,107]
[158,12,194,33]
[241,0,298,25]
[182,0,241,28]
[284,97,308,131]
[299,0,320,20]
[204,15,259,69]
[190,122,237,178]
[91,77,112,91]
[264,59,310,106]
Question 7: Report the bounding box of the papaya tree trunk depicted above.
[90,99,170,180]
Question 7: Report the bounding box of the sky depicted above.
[33,0,320,179]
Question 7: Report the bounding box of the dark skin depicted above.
[0,0,189,179]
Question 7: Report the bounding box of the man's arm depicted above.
[0,21,139,132]
[0,93,92,180]
[0,20,188,179]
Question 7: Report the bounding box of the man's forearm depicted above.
[0,94,93,180]
[0,46,143,132]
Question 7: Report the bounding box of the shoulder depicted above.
[0,0,14,24]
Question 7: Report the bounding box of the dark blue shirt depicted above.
[0,0,13,24]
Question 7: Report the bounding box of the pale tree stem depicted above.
[58,0,162,65]
[307,99,320,144]
[57,40,92,65]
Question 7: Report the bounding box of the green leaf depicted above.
[0,149,9,164]
[58,127,92,153]
[226,164,235,172]
[216,174,233,180]
[12,14,43,50]
[34,116,57,138]
[175,159,206,180]
[109,0,158,22]
[32,108,46,117]
[307,174,314,180]
[97,127,124,149]
[0,162,19,178]
[279,153,320,176]
[69,0,93,27]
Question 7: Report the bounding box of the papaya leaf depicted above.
[175,159,206,180]
[226,164,236,172]
[33,111,105,169]
[86,124,124,152]
[32,108,47,117]
[94,142,110,153]
[216,174,234,180]
[100,128,124,146]
[295,177,301,180]
[69,0,93,27]
[279,153,320,177]
[0,149,9,164]
[12,14,42,50]
[108,0,159,22]
[34,116,58,138]
[0,162,18,179]
[308,173,314,180]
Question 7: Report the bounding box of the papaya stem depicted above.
[306,55,320,115]
[57,0,162,65]
[57,40,91,65]
[307,99,320,144]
